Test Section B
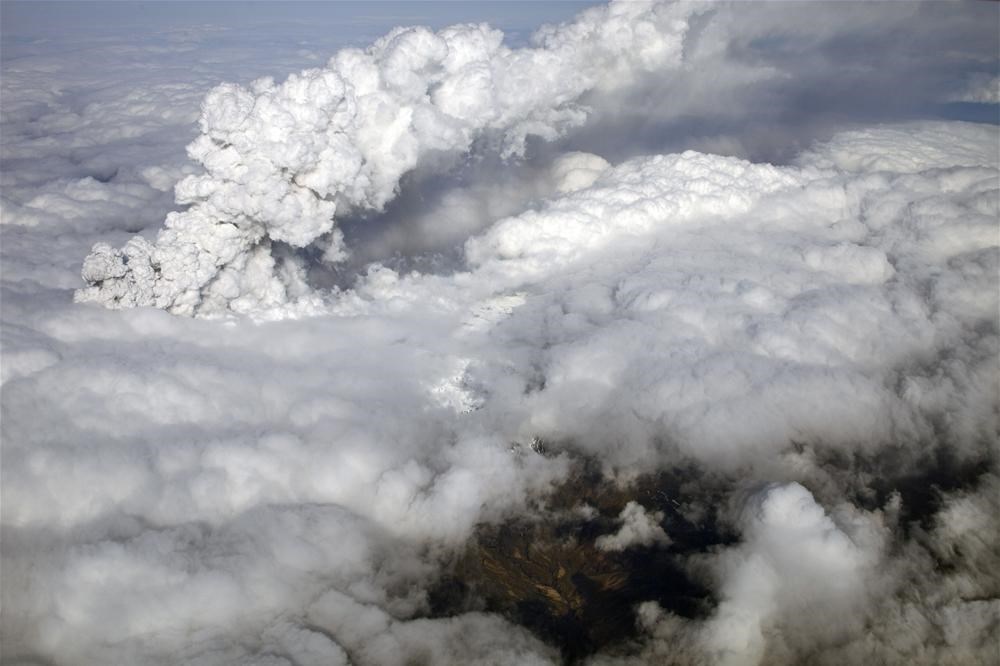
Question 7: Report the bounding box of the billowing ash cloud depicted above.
[3,1,999,665]
[74,0,700,316]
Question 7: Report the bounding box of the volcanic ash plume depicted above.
[74,0,699,317]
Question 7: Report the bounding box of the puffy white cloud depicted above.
[795,122,999,174]
[423,123,994,473]
[550,151,611,194]
[595,501,670,552]
[701,483,883,665]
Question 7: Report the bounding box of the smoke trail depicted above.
[75,0,700,317]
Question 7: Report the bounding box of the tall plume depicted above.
[75,0,699,317]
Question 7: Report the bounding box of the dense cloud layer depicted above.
[3,1,999,665]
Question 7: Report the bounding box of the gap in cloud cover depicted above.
[425,457,732,661]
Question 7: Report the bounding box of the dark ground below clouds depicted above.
[420,440,997,664]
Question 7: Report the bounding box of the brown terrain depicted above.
[429,460,733,661]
